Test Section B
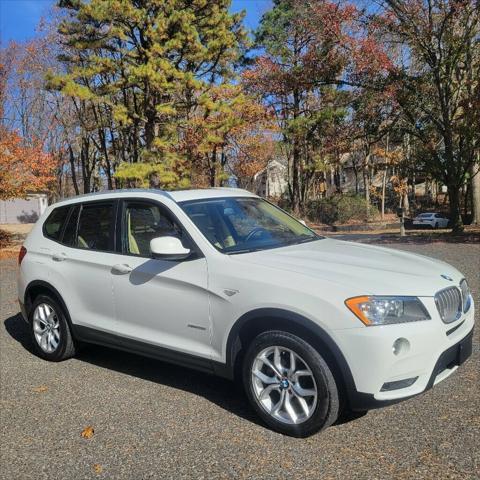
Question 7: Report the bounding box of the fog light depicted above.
[381,377,418,391]
[392,337,410,356]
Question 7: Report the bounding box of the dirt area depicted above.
[0,223,35,238]
[0,224,35,259]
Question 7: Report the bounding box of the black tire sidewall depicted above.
[29,295,72,362]
[242,330,339,437]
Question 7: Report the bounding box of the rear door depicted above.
[47,201,118,333]
[109,199,212,360]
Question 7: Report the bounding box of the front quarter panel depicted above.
[206,254,357,363]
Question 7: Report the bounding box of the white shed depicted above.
[0,193,49,224]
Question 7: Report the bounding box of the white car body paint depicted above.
[412,212,450,229]
[18,188,474,406]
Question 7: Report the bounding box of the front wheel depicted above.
[243,330,339,437]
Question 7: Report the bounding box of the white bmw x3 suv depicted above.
[18,188,474,437]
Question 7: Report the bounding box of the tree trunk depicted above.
[209,148,217,187]
[381,168,387,220]
[352,163,359,194]
[381,134,389,220]
[68,145,80,196]
[291,90,301,214]
[471,161,480,225]
[448,185,464,232]
[403,190,409,215]
[363,150,371,219]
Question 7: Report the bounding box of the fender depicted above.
[217,308,357,397]
[23,280,76,333]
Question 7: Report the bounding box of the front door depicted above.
[110,199,212,360]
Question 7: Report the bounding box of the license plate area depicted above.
[429,330,473,386]
[457,333,473,365]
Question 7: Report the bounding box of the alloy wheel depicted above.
[251,346,318,425]
[33,303,61,353]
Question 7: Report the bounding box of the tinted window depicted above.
[124,202,181,256]
[76,203,114,251]
[44,207,69,241]
[63,205,80,246]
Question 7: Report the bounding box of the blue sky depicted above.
[0,0,271,43]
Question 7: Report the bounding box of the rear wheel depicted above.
[30,294,76,361]
[243,330,339,437]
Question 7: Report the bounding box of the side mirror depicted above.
[150,236,191,261]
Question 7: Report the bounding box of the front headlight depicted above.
[345,296,431,326]
[460,279,472,313]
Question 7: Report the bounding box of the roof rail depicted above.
[57,188,173,203]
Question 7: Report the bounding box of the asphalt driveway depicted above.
[1,240,479,479]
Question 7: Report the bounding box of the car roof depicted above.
[52,187,257,207]
[169,188,257,202]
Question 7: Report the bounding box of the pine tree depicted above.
[50,0,246,188]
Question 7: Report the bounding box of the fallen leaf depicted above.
[32,385,48,393]
[93,464,103,474]
[81,426,94,439]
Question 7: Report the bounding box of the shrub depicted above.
[0,229,13,249]
[306,195,378,225]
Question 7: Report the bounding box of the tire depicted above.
[242,330,339,437]
[434,222,439,229]
[29,294,76,362]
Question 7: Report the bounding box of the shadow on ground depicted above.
[3,313,363,431]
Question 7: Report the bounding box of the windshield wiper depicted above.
[226,235,321,255]
[284,235,319,247]
[226,247,267,255]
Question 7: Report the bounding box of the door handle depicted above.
[52,253,67,262]
[112,263,133,275]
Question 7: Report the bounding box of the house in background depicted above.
[0,193,49,224]
[253,159,288,198]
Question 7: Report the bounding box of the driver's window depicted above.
[125,202,181,256]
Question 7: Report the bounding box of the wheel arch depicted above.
[220,308,357,406]
[24,280,74,332]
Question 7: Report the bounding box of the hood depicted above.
[231,238,462,297]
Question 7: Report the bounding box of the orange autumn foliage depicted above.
[0,128,56,200]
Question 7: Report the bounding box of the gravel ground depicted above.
[1,240,479,480]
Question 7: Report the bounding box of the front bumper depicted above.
[334,298,475,410]
[347,327,473,410]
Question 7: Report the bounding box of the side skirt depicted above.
[73,325,229,377]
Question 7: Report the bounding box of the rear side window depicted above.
[76,203,115,251]
[43,207,70,241]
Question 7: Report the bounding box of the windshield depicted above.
[418,213,434,218]
[179,197,321,254]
